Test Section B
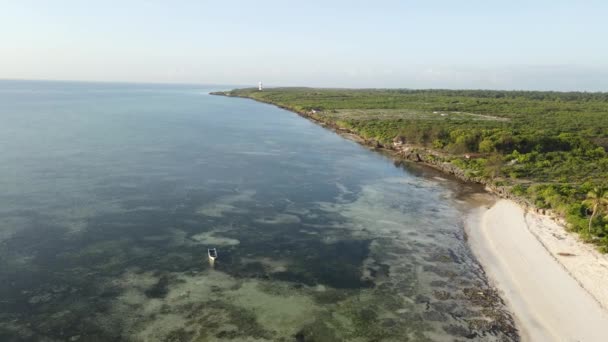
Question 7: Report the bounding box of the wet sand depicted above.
[466,199,608,341]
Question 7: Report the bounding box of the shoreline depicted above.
[213,91,608,340]
[210,91,535,207]
[465,199,608,341]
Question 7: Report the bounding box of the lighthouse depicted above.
[258,81,263,91]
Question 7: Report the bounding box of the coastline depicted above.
[465,199,608,341]
[210,91,533,206]
[213,91,608,340]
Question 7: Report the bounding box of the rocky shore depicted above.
[210,90,536,211]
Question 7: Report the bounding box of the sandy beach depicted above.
[466,199,608,341]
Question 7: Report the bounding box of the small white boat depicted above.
[208,248,218,262]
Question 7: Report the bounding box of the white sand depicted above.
[466,200,608,342]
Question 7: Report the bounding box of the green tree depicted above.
[479,139,496,153]
[582,186,608,234]
[484,154,504,179]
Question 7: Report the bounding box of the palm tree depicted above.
[582,186,608,235]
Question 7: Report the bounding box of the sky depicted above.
[1,0,607,91]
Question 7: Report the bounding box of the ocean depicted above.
[0,80,516,341]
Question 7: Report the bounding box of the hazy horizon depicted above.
[2,0,607,91]
[3,77,608,93]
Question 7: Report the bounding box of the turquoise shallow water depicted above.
[0,80,516,341]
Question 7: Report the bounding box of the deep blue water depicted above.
[0,80,516,341]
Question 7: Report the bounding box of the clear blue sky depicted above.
[1,0,607,90]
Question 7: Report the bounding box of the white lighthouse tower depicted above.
[258,81,263,91]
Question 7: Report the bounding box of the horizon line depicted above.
[1,77,606,94]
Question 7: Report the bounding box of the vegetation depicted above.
[583,187,608,235]
[217,87,608,252]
